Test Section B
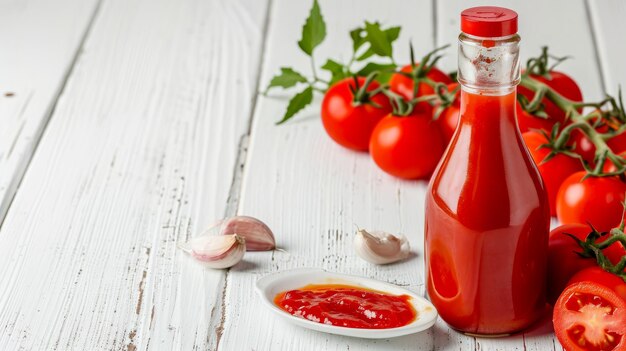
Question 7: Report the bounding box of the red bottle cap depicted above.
[461,6,518,37]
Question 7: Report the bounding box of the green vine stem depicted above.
[519,76,626,176]
[570,218,626,282]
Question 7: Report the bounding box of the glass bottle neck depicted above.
[460,88,517,125]
[458,33,520,96]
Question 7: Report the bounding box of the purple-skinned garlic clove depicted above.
[354,229,410,265]
[180,234,245,269]
[220,216,275,251]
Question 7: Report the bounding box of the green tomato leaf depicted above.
[356,24,400,60]
[298,0,326,56]
[385,26,401,44]
[356,47,375,61]
[364,22,392,57]
[321,59,348,85]
[277,87,314,125]
[264,67,308,93]
[321,59,343,73]
[357,62,397,83]
[350,28,366,52]
[357,62,396,76]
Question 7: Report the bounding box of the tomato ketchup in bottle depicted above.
[425,7,550,335]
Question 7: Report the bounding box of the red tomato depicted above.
[556,172,626,232]
[518,71,583,124]
[516,103,557,133]
[321,77,392,151]
[568,122,625,165]
[436,83,460,143]
[608,130,626,154]
[389,64,452,112]
[522,131,583,216]
[438,106,460,143]
[548,224,626,305]
[553,267,626,351]
[369,112,445,179]
[548,224,598,305]
[604,151,626,174]
[570,129,598,164]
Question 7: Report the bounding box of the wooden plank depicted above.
[436,1,605,350]
[587,0,626,96]
[220,0,475,350]
[0,0,268,349]
[0,0,99,224]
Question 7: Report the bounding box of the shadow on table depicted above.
[232,259,260,272]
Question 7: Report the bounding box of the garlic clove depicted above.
[354,229,410,265]
[220,216,275,251]
[180,234,246,269]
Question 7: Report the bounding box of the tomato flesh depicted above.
[564,292,622,350]
[555,282,626,351]
[274,284,416,329]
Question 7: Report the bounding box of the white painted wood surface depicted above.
[0,0,99,223]
[225,1,604,350]
[0,0,267,349]
[588,0,626,96]
[0,0,624,350]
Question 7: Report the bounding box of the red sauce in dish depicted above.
[273,284,417,329]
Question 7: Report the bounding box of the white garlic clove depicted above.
[354,229,410,265]
[220,216,275,251]
[180,234,246,269]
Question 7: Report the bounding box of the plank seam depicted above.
[431,0,437,50]
[213,0,274,349]
[583,0,607,94]
[0,0,104,229]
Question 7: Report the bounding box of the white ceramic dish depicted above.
[255,268,438,339]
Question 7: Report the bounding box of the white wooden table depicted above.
[0,0,623,350]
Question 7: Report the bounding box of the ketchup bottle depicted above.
[425,7,550,335]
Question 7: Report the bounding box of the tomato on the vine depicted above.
[516,104,557,133]
[607,130,626,154]
[389,64,452,112]
[547,224,626,305]
[553,267,626,351]
[556,171,626,232]
[321,77,392,151]
[603,151,626,174]
[435,83,460,143]
[570,129,598,164]
[522,131,582,216]
[518,70,583,125]
[548,224,597,305]
[568,122,626,166]
[369,112,445,179]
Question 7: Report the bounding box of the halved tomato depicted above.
[554,267,626,351]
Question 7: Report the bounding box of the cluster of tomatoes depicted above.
[320,64,453,180]
[322,60,626,233]
[320,59,626,350]
[503,67,626,350]
[518,70,626,233]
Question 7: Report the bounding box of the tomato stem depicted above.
[519,75,626,176]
